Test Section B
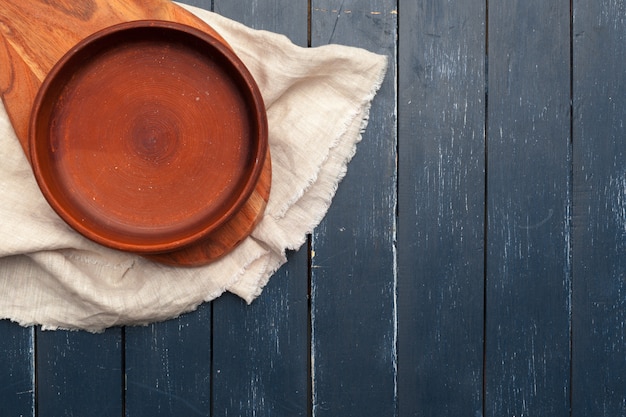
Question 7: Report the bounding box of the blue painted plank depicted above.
[36,328,123,417]
[0,322,34,417]
[571,0,626,415]
[211,253,310,417]
[125,304,212,417]
[214,0,308,42]
[397,0,486,415]
[485,0,572,415]
[310,1,398,415]
[209,1,311,416]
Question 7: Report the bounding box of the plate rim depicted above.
[29,20,268,254]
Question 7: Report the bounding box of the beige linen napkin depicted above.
[0,4,386,332]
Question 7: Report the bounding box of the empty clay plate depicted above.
[29,20,268,254]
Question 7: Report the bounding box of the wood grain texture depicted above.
[125,303,212,417]
[210,1,311,416]
[485,0,572,415]
[571,0,626,415]
[36,328,123,417]
[0,323,34,417]
[397,0,486,415]
[310,1,398,415]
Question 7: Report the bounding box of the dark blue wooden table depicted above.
[2,0,625,415]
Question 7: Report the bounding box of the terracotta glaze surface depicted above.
[30,22,267,254]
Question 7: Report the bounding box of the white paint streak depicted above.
[612,171,626,237]
[310,281,318,417]
[392,52,399,408]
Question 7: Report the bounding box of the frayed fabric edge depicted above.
[269,55,389,220]
[238,58,388,304]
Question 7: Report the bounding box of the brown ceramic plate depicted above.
[30,21,267,254]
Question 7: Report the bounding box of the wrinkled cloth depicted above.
[0,4,387,331]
